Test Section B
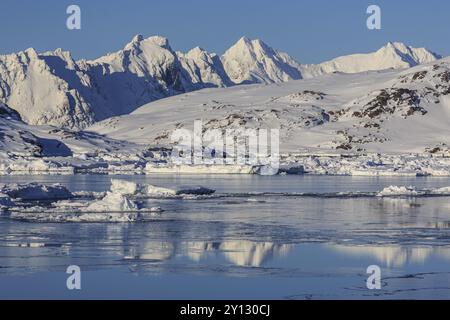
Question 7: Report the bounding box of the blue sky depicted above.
[0,0,448,63]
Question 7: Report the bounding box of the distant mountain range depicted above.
[0,35,442,129]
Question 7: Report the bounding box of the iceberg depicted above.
[85,192,139,212]
[110,179,140,196]
[377,186,419,197]
[0,183,73,201]
[431,186,450,195]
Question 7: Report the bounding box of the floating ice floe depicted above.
[377,185,450,197]
[0,178,216,222]
[430,186,450,195]
[85,192,139,212]
[0,180,165,222]
[109,178,216,198]
[144,184,215,197]
[377,186,419,197]
[110,179,141,196]
[0,183,73,201]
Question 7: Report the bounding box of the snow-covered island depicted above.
[1,35,450,177]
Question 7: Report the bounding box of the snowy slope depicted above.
[0,36,440,129]
[0,100,144,159]
[91,58,450,155]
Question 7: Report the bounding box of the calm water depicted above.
[1,175,450,299]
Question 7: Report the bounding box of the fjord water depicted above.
[1,174,450,299]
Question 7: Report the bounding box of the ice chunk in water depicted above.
[110,179,140,196]
[110,179,215,197]
[377,186,418,197]
[0,183,73,201]
[85,192,139,212]
[144,184,215,197]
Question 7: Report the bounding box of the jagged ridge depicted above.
[0,35,441,129]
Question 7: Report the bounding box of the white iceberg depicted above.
[110,179,140,196]
[85,192,139,212]
[145,184,178,196]
[109,178,216,198]
[377,186,419,197]
[431,186,450,195]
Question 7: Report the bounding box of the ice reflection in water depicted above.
[124,240,293,267]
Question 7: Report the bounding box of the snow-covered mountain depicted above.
[178,47,233,88]
[0,35,442,130]
[2,58,450,175]
[221,37,303,84]
[301,42,441,78]
[0,35,197,129]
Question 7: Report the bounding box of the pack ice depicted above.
[0,179,217,222]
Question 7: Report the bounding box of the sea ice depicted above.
[0,183,73,201]
[377,186,419,197]
[110,179,140,196]
[144,184,215,197]
[430,186,450,195]
[85,192,139,212]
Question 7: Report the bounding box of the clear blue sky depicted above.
[0,0,448,63]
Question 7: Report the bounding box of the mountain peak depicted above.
[186,46,208,59]
[23,47,38,58]
[380,41,441,64]
[232,37,268,51]
[222,37,302,84]
[383,41,410,52]
[146,35,170,49]
[237,36,251,45]
[125,35,171,51]
[131,34,144,43]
